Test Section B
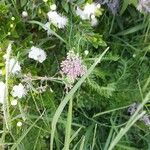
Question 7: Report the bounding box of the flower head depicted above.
[140,114,150,126]
[61,51,87,88]
[47,11,68,28]
[9,58,21,74]
[50,4,57,10]
[76,3,101,26]
[17,121,22,127]
[103,0,119,15]
[22,11,28,18]
[83,3,99,19]
[28,46,47,63]
[137,0,150,13]
[11,99,18,106]
[127,103,139,115]
[11,83,26,99]
[0,82,5,104]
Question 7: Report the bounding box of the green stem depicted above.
[3,43,11,131]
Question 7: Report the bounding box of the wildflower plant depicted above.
[0,0,150,150]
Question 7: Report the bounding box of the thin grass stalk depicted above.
[93,104,130,118]
[91,124,97,150]
[63,98,73,150]
[69,127,82,143]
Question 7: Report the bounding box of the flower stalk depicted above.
[3,43,12,130]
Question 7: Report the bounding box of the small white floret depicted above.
[17,121,22,127]
[84,50,89,55]
[10,24,14,28]
[22,11,28,18]
[50,4,57,10]
[97,4,101,9]
[11,17,15,21]
[11,99,18,106]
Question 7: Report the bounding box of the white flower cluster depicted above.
[76,3,101,26]
[28,46,47,63]
[0,82,26,105]
[22,11,28,18]
[47,4,68,29]
[11,83,26,99]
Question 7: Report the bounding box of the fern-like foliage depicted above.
[87,78,116,98]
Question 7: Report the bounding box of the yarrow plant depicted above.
[61,51,87,89]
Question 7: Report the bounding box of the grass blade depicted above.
[50,47,109,150]
[28,20,66,43]
[70,127,82,143]
[79,136,85,150]
[91,124,97,150]
[116,24,146,36]
[63,98,73,150]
